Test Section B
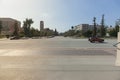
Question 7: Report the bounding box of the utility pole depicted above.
[93,17,97,37]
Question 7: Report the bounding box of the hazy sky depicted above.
[0,0,120,32]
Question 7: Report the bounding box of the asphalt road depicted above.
[0,37,119,80]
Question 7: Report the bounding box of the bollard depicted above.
[116,32,120,66]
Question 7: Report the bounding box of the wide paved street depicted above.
[0,37,119,80]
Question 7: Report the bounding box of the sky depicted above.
[0,0,120,32]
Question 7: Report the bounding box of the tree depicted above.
[54,29,59,36]
[13,21,19,37]
[23,18,34,37]
[30,27,40,37]
[100,14,106,37]
[71,26,74,30]
[23,22,29,37]
[83,30,92,37]
[116,19,120,26]
[115,25,119,37]
[93,17,97,37]
[112,19,120,37]
[0,20,2,34]
[108,28,116,37]
[108,25,119,37]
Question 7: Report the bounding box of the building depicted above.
[74,24,89,32]
[40,21,44,31]
[74,24,101,33]
[0,18,21,36]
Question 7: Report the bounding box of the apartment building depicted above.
[0,18,21,36]
[74,24,101,33]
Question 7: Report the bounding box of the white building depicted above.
[74,24,101,33]
[74,24,89,32]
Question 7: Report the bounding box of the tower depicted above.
[40,21,44,31]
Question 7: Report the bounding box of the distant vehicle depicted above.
[10,36,20,40]
[47,36,54,38]
[21,37,29,39]
[32,37,40,39]
[88,37,104,43]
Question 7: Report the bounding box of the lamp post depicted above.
[116,24,120,66]
[119,25,120,32]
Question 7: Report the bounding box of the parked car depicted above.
[88,37,104,43]
[10,36,20,40]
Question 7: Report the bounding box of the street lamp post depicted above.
[119,25,120,32]
[116,24,120,66]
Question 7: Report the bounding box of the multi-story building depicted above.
[40,21,44,31]
[74,24,101,33]
[0,18,21,36]
[74,24,89,32]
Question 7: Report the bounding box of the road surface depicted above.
[0,37,119,80]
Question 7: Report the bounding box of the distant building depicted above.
[74,24,101,33]
[74,24,89,32]
[40,21,44,31]
[0,18,21,36]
